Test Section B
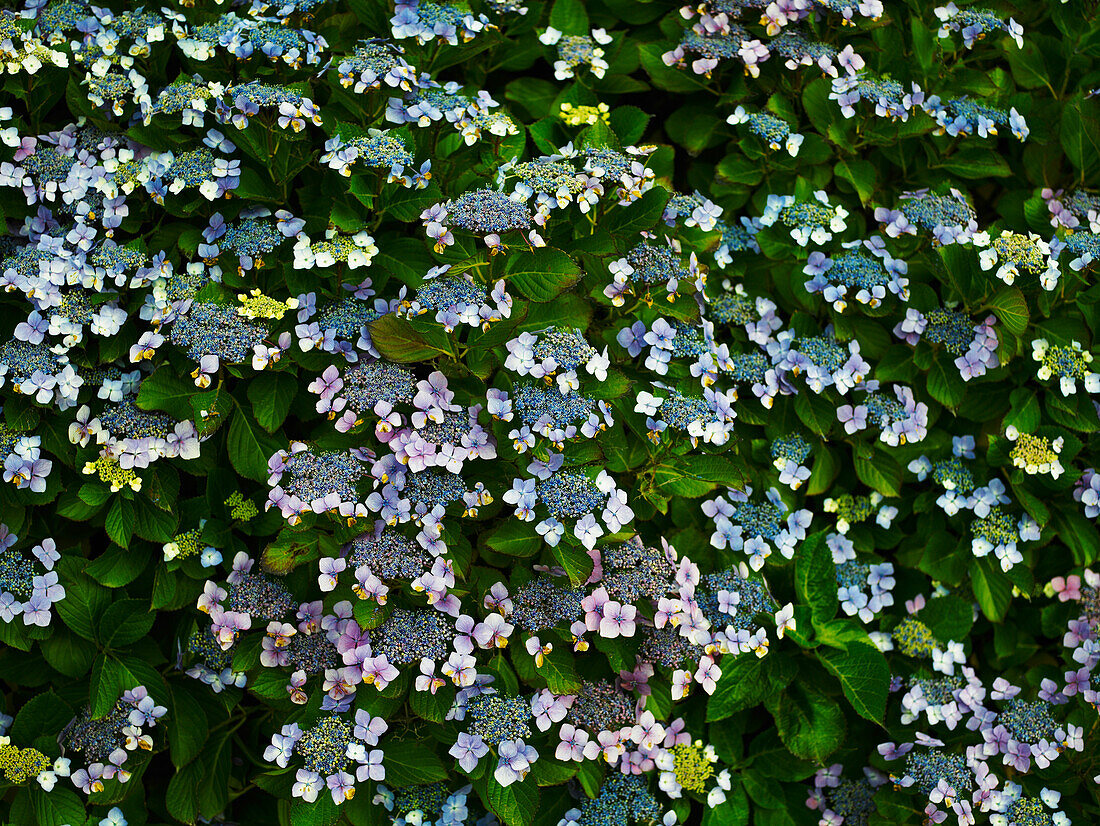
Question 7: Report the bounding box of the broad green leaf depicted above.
[833,159,875,206]
[551,542,595,587]
[105,497,134,548]
[54,558,111,641]
[227,403,281,482]
[248,371,297,432]
[505,247,582,302]
[937,147,1011,179]
[369,313,454,362]
[548,0,588,32]
[928,352,966,408]
[486,777,539,826]
[165,758,204,825]
[818,641,890,724]
[99,598,156,648]
[794,391,834,437]
[708,653,795,721]
[383,741,449,785]
[1062,98,1100,175]
[485,519,543,558]
[30,787,86,826]
[1005,388,1041,432]
[917,594,975,642]
[766,682,845,762]
[987,285,1029,335]
[854,450,902,497]
[971,557,1012,622]
[136,367,196,419]
[1051,506,1100,566]
[603,187,670,236]
[168,683,209,768]
[795,531,838,622]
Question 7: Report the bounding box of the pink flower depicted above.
[318,557,346,591]
[694,655,721,695]
[582,587,610,632]
[414,658,447,694]
[599,601,637,639]
[484,581,513,615]
[556,724,598,762]
[671,669,692,701]
[596,730,625,765]
[1051,575,1082,601]
[531,689,570,731]
[473,613,514,648]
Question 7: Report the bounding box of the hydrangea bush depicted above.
[0,1,1099,825]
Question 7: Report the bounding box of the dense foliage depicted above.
[1,0,1100,825]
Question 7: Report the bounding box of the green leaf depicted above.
[937,147,1011,179]
[99,598,156,648]
[105,496,134,548]
[987,285,1029,335]
[548,0,588,32]
[290,796,342,826]
[54,558,111,641]
[603,187,670,236]
[927,352,965,408]
[794,392,834,436]
[485,519,543,559]
[1062,98,1100,176]
[1005,388,1041,432]
[505,248,582,302]
[10,691,73,743]
[551,542,595,587]
[801,77,836,138]
[854,450,902,497]
[665,105,723,154]
[1050,506,1100,566]
[1046,392,1100,432]
[539,647,581,694]
[190,387,232,438]
[165,758,204,825]
[795,532,838,622]
[610,105,650,144]
[247,371,297,432]
[818,641,890,724]
[168,683,209,768]
[409,684,455,724]
[136,367,196,419]
[86,544,148,587]
[970,557,1012,622]
[30,787,86,826]
[708,654,795,721]
[91,654,127,717]
[766,682,845,762]
[383,741,448,785]
[702,782,750,826]
[227,403,281,482]
[369,313,454,362]
[833,159,875,206]
[917,594,975,642]
[40,628,96,677]
[199,730,233,818]
[486,777,540,826]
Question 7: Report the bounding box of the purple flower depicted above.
[616,321,647,357]
[837,404,867,434]
[494,739,537,786]
[449,732,488,772]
